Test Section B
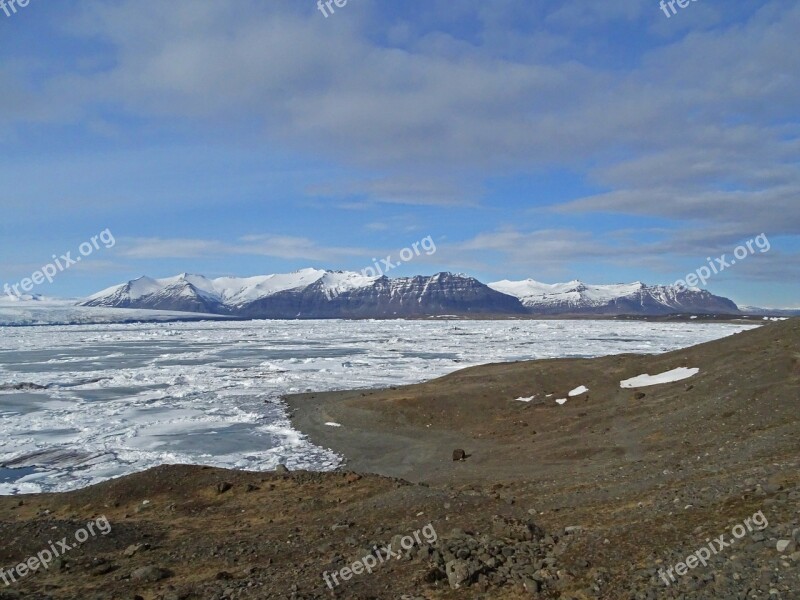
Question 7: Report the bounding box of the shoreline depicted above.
[0,309,779,328]
[0,319,796,598]
[282,319,788,487]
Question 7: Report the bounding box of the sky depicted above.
[0,0,798,307]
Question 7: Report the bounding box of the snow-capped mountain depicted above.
[82,270,741,318]
[82,269,335,314]
[488,279,740,315]
[81,270,525,318]
[738,306,800,317]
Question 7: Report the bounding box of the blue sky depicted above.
[1,0,798,307]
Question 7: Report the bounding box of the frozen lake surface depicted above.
[0,319,756,494]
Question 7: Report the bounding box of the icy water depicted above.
[0,320,756,494]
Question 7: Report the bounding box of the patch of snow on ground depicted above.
[568,385,588,397]
[620,367,700,388]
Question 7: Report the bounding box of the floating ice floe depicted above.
[555,398,568,405]
[324,422,342,427]
[568,385,588,397]
[620,367,699,388]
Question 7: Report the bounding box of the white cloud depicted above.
[120,236,364,262]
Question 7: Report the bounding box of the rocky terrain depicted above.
[0,319,797,599]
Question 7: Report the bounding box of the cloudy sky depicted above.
[1,0,798,306]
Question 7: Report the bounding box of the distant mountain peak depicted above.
[81,271,740,318]
[489,278,739,316]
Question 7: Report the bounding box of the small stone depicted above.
[275,464,289,474]
[123,543,148,558]
[445,559,473,589]
[564,526,583,534]
[523,577,540,593]
[452,449,467,461]
[217,482,233,494]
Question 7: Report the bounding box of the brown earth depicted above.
[0,319,798,599]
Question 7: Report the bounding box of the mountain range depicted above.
[79,269,742,318]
